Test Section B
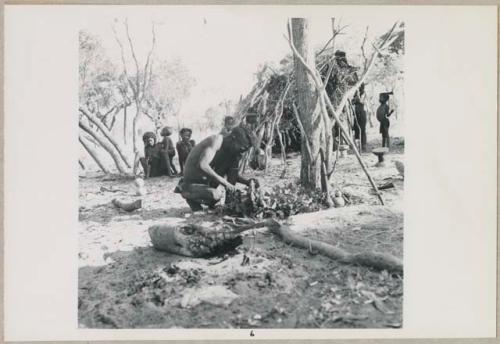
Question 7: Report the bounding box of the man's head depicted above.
[180,128,192,141]
[224,116,235,129]
[160,126,173,137]
[334,50,348,66]
[353,92,361,105]
[359,83,365,95]
[222,126,256,156]
[245,112,258,125]
[379,92,391,104]
[142,132,157,147]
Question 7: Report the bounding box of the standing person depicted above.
[220,116,236,137]
[160,126,177,176]
[376,92,395,149]
[353,92,367,152]
[176,128,196,175]
[174,126,259,211]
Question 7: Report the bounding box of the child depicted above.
[160,126,178,176]
[376,92,395,149]
[176,128,196,175]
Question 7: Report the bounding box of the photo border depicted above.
[1,1,498,343]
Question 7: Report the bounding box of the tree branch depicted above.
[361,26,369,72]
[124,19,141,97]
[80,134,109,173]
[79,107,132,168]
[112,23,138,98]
[142,22,156,93]
[291,102,313,161]
[315,18,348,57]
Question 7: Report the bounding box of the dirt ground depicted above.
[78,126,404,329]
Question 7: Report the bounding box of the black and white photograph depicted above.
[5,3,499,341]
[77,9,405,329]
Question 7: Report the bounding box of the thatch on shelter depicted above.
[234,48,360,171]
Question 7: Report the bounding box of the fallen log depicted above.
[149,224,242,258]
[149,220,275,258]
[112,199,142,212]
[269,223,403,274]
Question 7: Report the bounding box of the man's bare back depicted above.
[182,134,229,187]
[176,126,258,211]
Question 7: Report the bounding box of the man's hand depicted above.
[225,183,237,193]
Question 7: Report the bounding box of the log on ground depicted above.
[269,223,403,274]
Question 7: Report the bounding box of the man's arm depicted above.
[235,166,260,188]
[236,173,250,186]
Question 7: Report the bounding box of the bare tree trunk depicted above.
[80,107,132,168]
[291,18,322,189]
[276,127,286,164]
[276,127,287,178]
[108,107,119,131]
[131,106,142,175]
[123,106,127,144]
[79,121,127,174]
[79,135,109,173]
[264,123,272,173]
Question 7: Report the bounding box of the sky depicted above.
[80,6,400,121]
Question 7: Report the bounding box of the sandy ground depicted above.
[78,125,404,329]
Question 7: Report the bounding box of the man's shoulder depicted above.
[203,134,223,145]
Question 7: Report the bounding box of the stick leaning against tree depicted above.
[286,19,400,205]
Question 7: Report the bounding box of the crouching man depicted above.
[174,126,259,211]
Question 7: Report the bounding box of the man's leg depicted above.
[162,151,174,176]
[181,184,222,211]
[169,155,178,175]
[361,125,367,152]
[185,199,203,212]
[178,154,187,176]
[353,125,360,140]
[179,160,184,175]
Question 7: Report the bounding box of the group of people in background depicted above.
[138,86,396,212]
[138,113,258,212]
[139,126,196,178]
[139,115,239,179]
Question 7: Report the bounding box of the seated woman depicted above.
[139,132,163,178]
